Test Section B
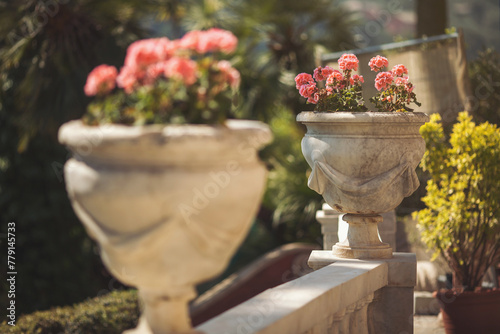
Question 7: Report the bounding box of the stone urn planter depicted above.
[58,119,272,334]
[297,111,429,259]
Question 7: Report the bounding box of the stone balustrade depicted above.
[197,252,416,334]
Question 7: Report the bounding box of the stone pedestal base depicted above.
[123,289,201,334]
[332,214,392,259]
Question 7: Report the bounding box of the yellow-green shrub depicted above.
[416,111,500,291]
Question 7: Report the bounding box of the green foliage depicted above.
[469,48,500,126]
[316,84,367,112]
[0,290,139,334]
[305,66,367,112]
[369,84,421,112]
[415,112,500,290]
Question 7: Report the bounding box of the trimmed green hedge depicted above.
[0,290,139,334]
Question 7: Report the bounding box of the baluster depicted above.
[329,309,345,333]
[350,293,374,334]
[339,304,355,334]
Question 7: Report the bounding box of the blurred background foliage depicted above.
[1,0,499,321]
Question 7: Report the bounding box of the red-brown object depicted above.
[434,288,500,334]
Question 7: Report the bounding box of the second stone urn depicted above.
[59,119,272,334]
[297,111,429,259]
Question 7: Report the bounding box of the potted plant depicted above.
[58,28,272,334]
[296,54,428,259]
[415,112,500,334]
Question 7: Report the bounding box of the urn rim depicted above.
[58,119,273,167]
[59,119,272,147]
[296,111,429,124]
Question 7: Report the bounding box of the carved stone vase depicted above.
[297,112,429,259]
[58,120,272,334]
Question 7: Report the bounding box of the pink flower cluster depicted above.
[294,53,418,112]
[374,71,394,91]
[338,54,359,71]
[368,55,389,72]
[295,54,363,105]
[366,55,419,111]
[369,56,413,92]
[84,29,240,96]
[217,60,241,89]
[180,28,237,54]
[350,74,364,85]
[313,66,335,81]
[295,73,315,88]
[392,64,408,77]
[295,73,318,103]
[326,70,345,91]
[84,65,118,96]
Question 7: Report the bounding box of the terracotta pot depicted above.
[434,288,500,334]
[59,119,272,334]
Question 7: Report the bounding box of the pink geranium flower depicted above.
[338,54,359,71]
[369,55,389,72]
[116,66,138,93]
[299,83,317,99]
[326,70,344,88]
[313,66,335,81]
[144,61,170,85]
[183,28,238,54]
[84,64,118,96]
[124,38,171,70]
[217,60,241,89]
[307,93,320,104]
[295,73,314,89]
[392,64,408,77]
[164,57,198,85]
[374,71,394,91]
[179,30,201,51]
[395,76,415,93]
[350,74,364,85]
[394,76,408,86]
[207,28,238,53]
